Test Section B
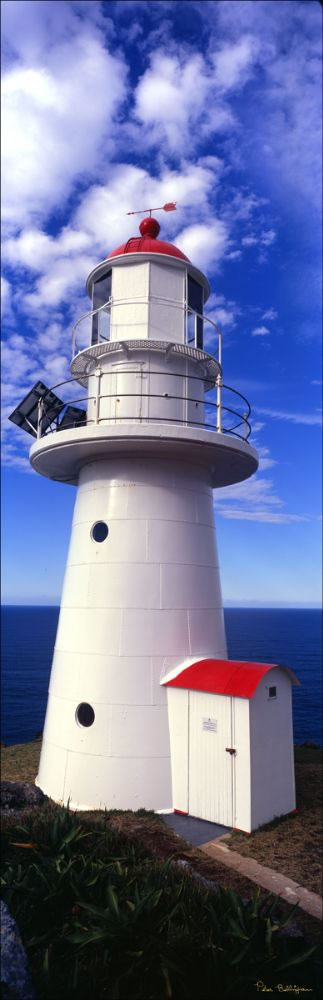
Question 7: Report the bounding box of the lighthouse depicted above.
[11,209,262,814]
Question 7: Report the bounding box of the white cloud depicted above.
[5,227,92,272]
[260,229,276,246]
[1,276,11,316]
[214,472,307,524]
[217,509,307,524]
[1,0,320,485]
[204,294,240,347]
[213,35,259,91]
[226,191,268,222]
[262,308,278,321]
[241,235,258,247]
[6,334,26,350]
[41,353,71,383]
[3,157,230,317]
[226,249,242,260]
[2,155,234,467]
[260,36,321,212]
[197,291,240,355]
[242,230,276,250]
[1,341,39,380]
[208,307,234,328]
[2,1,108,65]
[251,326,270,337]
[1,443,33,473]
[250,421,265,434]
[215,476,282,507]
[23,254,96,310]
[133,50,235,154]
[214,0,322,212]
[311,380,322,386]
[1,319,77,469]
[175,221,229,273]
[256,446,277,470]
[2,17,127,231]
[2,319,74,392]
[255,406,322,426]
[73,159,225,257]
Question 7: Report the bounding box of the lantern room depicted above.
[84,216,209,351]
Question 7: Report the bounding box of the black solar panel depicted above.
[58,406,87,431]
[8,381,65,437]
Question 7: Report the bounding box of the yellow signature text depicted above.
[254,983,313,995]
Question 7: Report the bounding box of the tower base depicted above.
[36,456,227,811]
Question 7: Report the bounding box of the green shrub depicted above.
[1,807,320,999]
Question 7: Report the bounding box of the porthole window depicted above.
[76,703,95,727]
[268,686,277,699]
[91,521,109,543]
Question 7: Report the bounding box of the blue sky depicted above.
[1,0,322,607]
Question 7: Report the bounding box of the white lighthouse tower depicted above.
[18,211,260,813]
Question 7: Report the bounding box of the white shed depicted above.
[161,658,299,833]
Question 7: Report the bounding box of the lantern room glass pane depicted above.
[187,276,203,350]
[187,312,195,345]
[92,271,112,345]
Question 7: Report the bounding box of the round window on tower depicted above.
[91,521,109,543]
[76,703,95,728]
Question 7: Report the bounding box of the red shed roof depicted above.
[161,658,299,699]
[107,216,190,262]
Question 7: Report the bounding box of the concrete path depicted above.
[161,814,322,921]
[162,813,231,846]
[200,837,323,921]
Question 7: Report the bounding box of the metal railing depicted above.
[36,369,252,442]
[72,294,223,364]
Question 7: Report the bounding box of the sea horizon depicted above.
[1,605,322,748]
[2,601,322,609]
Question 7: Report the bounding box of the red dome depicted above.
[107,216,190,262]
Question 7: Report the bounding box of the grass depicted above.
[1,741,322,996]
[1,741,322,893]
[1,803,321,999]
[1,737,42,782]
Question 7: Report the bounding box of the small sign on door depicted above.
[202,717,217,733]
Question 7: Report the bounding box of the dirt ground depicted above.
[229,749,322,896]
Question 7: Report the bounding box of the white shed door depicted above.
[188,692,234,827]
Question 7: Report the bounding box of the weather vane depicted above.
[127,202,176,217]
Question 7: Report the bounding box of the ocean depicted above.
[1,606,322,747]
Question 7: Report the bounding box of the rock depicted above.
[279,921,304,939]
[0,901,34,999]
[173,857,221,895]
[1,781,48,812]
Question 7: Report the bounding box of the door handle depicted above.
[225,748,236,756]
